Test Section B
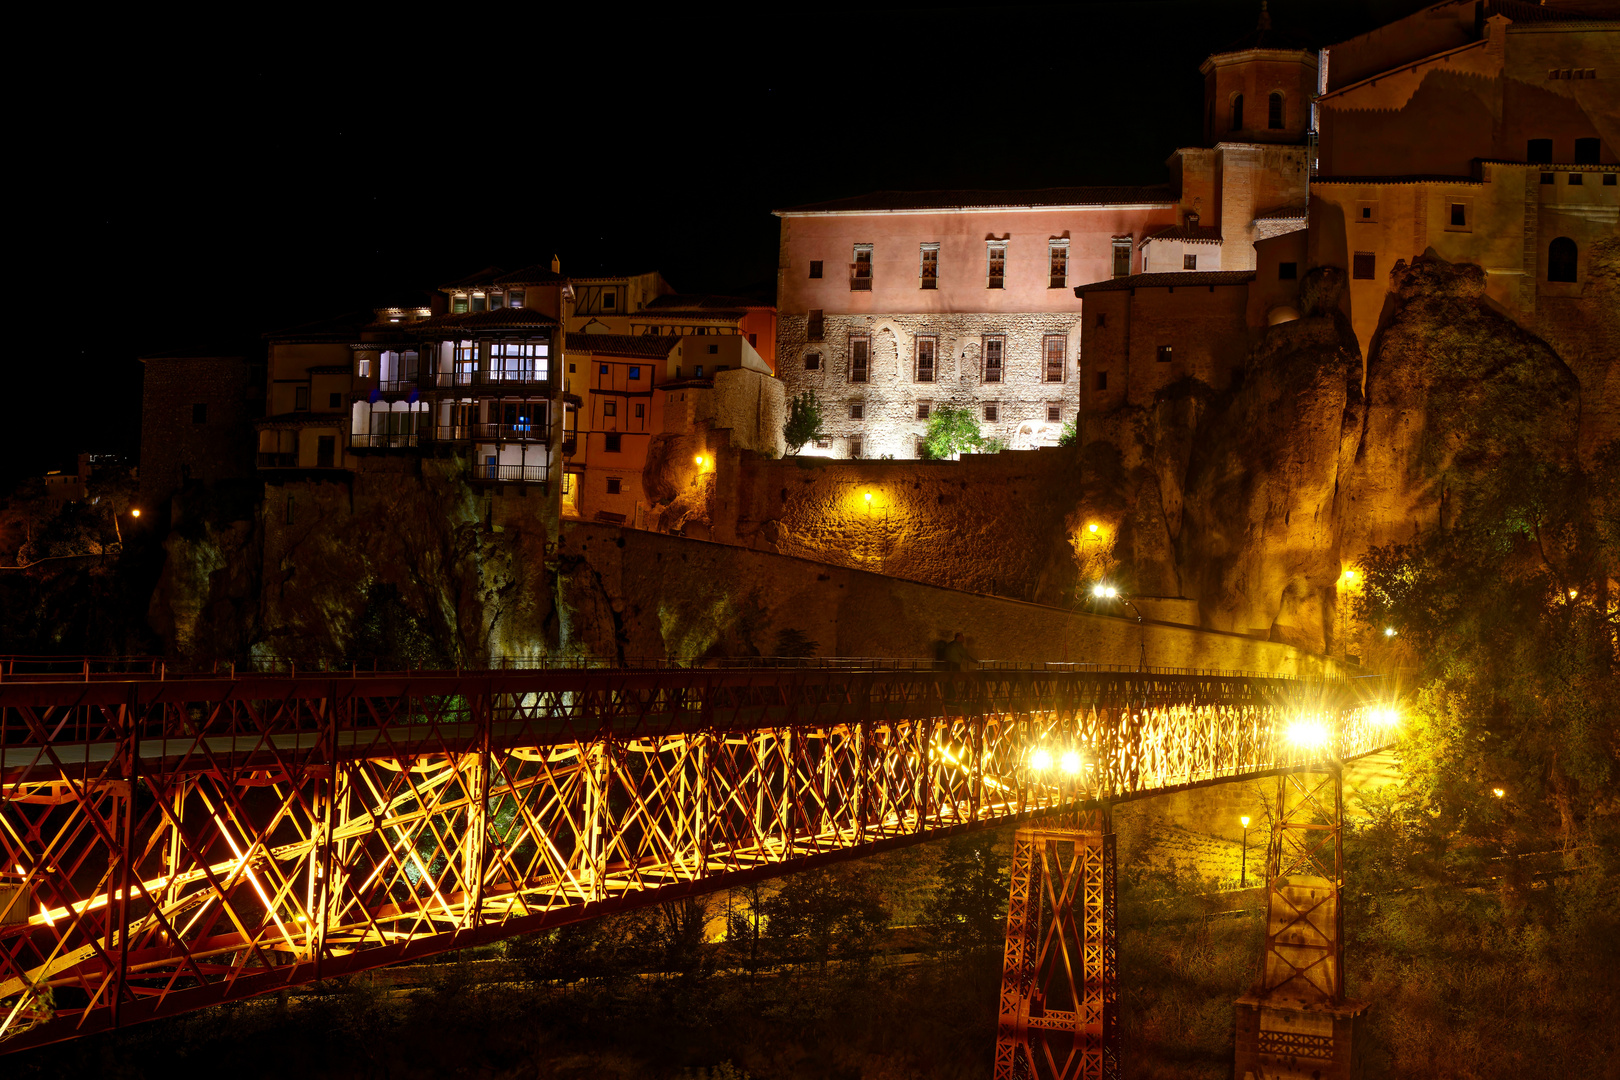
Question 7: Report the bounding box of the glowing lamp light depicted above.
[1088,523,1099,534]
[1369,707,1400,729]
[694,455,705,467]
[1240,816,1251,829]
[1092,584,1119,599]
[865,492,873,503]
[1060,750,1082,774]
[1286,716,1331,749]
[1030,748,1053,771]
[1492,787,1506,798]
[1384,627,1397,637]
[130,509,141,518]
[1568,588,1579,600]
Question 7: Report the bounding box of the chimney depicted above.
[551,254,561,274]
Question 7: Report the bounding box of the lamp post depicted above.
[1240,815,1251,887]
[1092,583,1147,671]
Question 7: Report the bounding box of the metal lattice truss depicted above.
[1255,768,1344,1006]
[994,813,1118,1080]
[1,668,1386,1050]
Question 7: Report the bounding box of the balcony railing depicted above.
[475,422,549,442]
[849,263,872,291]
[432,368,551,388]
[256,452,296,468]
[473,463,549,484]
[351,432,421,449]
[378,378,420,392]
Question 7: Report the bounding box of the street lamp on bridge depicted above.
[1240,815,1251,888]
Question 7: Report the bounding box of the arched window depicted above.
[1548,237,1578,282]
[1268,92,1284,129]
[1231,94,1244,131]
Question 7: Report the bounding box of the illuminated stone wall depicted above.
[776,312,1080,460]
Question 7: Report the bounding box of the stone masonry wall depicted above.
[777,311,1081,459]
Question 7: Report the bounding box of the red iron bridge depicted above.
[0,660,1395,1074]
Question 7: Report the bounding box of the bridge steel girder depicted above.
[994,810,1118,1080]
[0,667,1386,1052]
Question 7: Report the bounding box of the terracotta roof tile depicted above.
[1253,205,1308,220]
[402,309,560,335]
[777,186,1175,214]
[1146,224,1225,243]
[563,333,681,359]
[1073,270,1255,295]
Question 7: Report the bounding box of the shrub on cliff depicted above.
[783,391,825,457]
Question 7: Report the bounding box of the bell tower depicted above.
[1200,2,1319,146]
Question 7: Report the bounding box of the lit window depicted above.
[851,245,873,290]
[1049,241,1068,288]
[600,364,609,375]
[1184,254,1197,270]
[920,243,939,289]
[986,242,1006,289]
[849,335,870,383]
[490,341,549,382]
[1156,345,1173,363]
[916,335,936,382]
[453,294,470,314]
[508,290,524,308]
[984,336,1004,383]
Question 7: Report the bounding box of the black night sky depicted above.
[15,0,1426,493]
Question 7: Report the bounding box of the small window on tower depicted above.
[1450,203,1467,227]
[849,335,870,383]
[1268,92,1283,130]
[1095,371,1108,391]
[1156,345,1173,363]
[983,336,1004,383]
[1230,93,1243,131]
[809,260,823,279]
[915,336,936,382]
[1353,252,1376,280]
[1048,241,1068,288]
[805,353,821,370]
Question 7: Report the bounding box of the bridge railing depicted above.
[0,667,1395,1052]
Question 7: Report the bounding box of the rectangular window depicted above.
[1049,242,1068,288]
[695,365,704,377]
[917,402,931,420]
[1156,345,1173,363]
[850,402,864,420]
[192,403,207,424]
[1043,336,1065,382]
[489,291,504,309]
[317,436,335,468]
[1047,405,1061,423]
[805,353,821,370]
[1542,171,1556,185]
[707,344,719,354]
[807,309,824,341]
[920,244,938,289]
[1605,174,1617,186]
[851,244,873,290]
[916,336,936,382]
[295,386,310,411]
[1112,238,1132,278]
[490,340,550,382]
[1527,138,1553,164]
[849,438,863,459]
[606,476,622,494]
[984,404,998,422]
[605,434,622,453]
[603,290,616,309]
[471,293,487,312]
[986,243,1006,289]
[628,366,641,379]
[634,403,645,418]
[1096,371,1108,391]
[815,437,830,449]
[453,294,469,313]
[1279,262,1298,280]
[1356,201,1377,222]
[1569,173,1584,185]
[508,289,524,308]
[328,392,342,409]
[809,260,823,279]
[1353,252,1376,279]
[1450,202,1467,227]
[749,333,757,347]
[1184,254,1197,270]
[603,401,617,417]
[984,336,1004,383]
[849,335,869,383]
[600,364,609,375]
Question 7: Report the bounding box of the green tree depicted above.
[922,405,994,459]
[922,831,1008,955]
[761,865,890,970]
[783,391,824,457]
[1058,420,1078,447]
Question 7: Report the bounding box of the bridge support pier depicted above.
[1233,766,1367,1080]
[994,809,1118,1080]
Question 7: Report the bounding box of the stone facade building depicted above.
[139,350,258,508]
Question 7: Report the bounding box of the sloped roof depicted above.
[1253,204,1308,220]
[394,308,560,335]
[777,186,1175,214]
[563,333,681,359]
[1146,224,1225,243]
[1073,270,1255,295]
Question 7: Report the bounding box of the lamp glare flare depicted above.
[1286,715,1332,749]
[1369,706,1400,729]
[1029,748,1053,771]
[1092,584,1119,599]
